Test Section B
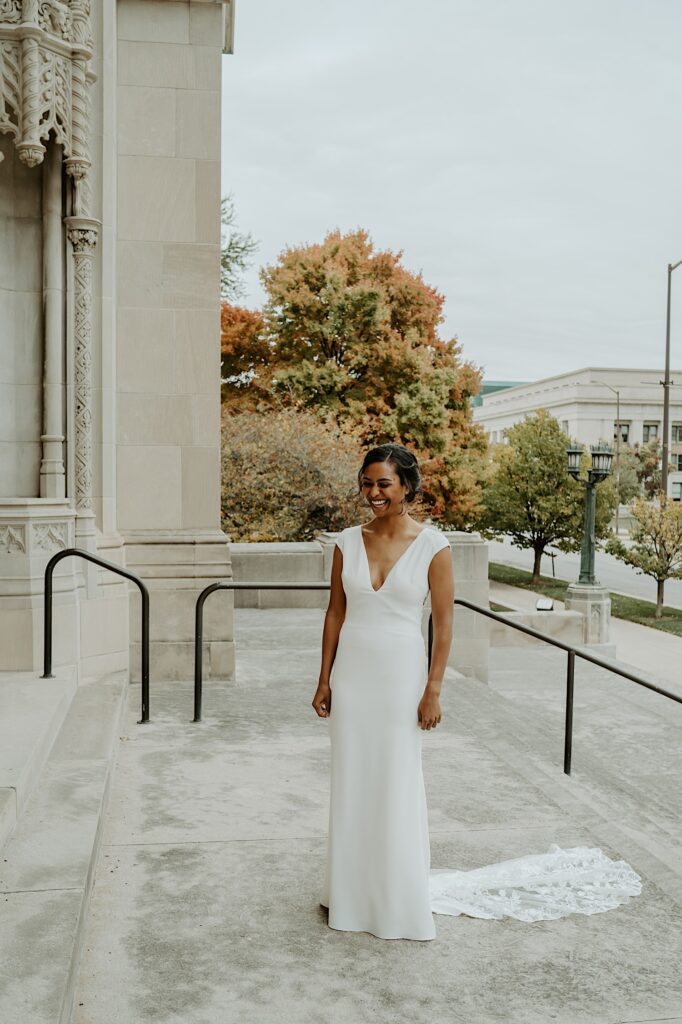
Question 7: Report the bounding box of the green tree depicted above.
[480,411,617,582]
[634,440,662,498]
[221,194,258,302]
[612,441,661,503]
[607,496,682,617]
[612,445,641,503]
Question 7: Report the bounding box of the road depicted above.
[486,536,682,609]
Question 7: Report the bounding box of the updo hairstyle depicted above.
[357,443,422,503]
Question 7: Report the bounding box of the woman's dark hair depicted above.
[358,443,422,503]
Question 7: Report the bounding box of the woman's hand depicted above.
[418,688,441,730]
[312,681,332,718]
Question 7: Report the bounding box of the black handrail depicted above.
[454,596,682,774]
[42,547,151,723]
[193,581,330,722]
[192,581,682,776]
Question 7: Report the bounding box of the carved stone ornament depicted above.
[0,524,27,553]
[33,520,68,552]
[0,0,94,195]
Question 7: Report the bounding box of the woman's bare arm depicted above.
[417,545,454,729]
[312,545,346,717]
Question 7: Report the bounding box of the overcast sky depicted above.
[221,0,682,381]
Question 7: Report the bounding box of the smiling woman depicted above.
[311,442,641,941]
[312,442,454,939]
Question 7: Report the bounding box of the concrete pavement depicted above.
[72,608,682,1024]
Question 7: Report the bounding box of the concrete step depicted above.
[485,651,681,840]
[0,670,78,852]
[449,671,682,904]
[0,674,127,1024]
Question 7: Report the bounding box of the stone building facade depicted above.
[474,366,682,501]
[0,0,235,678]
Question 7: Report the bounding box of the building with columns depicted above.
[0,0,235,678]
[473,367,682,502]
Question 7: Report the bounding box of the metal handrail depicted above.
[454,597,682,774]
[192,581,682,776]
[193,581,330,722]
[42,547,151,723]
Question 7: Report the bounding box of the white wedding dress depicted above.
[319,524,642,940]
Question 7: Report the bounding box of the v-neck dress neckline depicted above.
[359,525,427,594]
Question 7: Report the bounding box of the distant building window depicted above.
[643,422,659,443]
[671,453,682,472]
[614,422,630,443]
[671,423,682,444]
[561,420,569,435]
[672,482,682,502]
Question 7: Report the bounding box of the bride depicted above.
[311,442,641,940]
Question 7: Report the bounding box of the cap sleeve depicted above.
[429,529,450,554]
[334,528,346,554]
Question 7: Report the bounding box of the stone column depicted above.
[443,531,490,683]
[40,142,66,498]
[116,0,233,680]
[16,4,46,169]
[65,215,99,551]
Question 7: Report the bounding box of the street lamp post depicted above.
[593,381,621,534]
[565,442,614,649]
[567,442,614,585]
[662,260,682,498]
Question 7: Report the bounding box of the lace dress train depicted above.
[429,844,642,922]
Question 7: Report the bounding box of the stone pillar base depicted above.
[123,530,234,682]
[564,583,612,648]
[0,501,79,672]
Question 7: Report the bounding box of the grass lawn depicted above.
[489,562,682,638]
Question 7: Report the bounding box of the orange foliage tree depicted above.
[218,231,483,528]
[220,304,271,409]
[256,230,487,528]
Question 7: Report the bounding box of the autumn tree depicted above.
[220,303,271,409]
[607,497,682,617]
[221,405,368,541]
[253,229,487,528]
[480,411,617,582]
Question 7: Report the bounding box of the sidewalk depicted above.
[490,580,682,693]
[72,608,682,1024]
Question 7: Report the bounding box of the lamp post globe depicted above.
[589,442,614,481]
[566,443,584,480]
